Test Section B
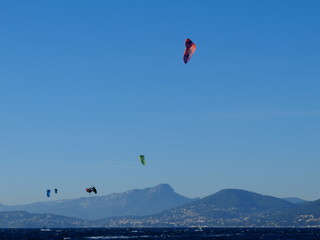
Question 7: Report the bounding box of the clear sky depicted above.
[0,1,319,205]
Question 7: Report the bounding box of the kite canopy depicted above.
[86,186,97,194]
[183,38,196,64]
[139,155,146,165]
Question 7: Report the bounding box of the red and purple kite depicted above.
[183,39,196,64]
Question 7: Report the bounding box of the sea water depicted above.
[0,227,319,240]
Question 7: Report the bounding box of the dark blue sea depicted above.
[0,228,320,240]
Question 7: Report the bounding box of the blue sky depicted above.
[0,1,319,205]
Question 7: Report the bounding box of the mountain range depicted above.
[0,184,195,220]
[1,184,320,228]
[89,188,320,227]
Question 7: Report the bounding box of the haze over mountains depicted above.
[0,184,196,220]
[282,197,307,204]
[1,184,320,228]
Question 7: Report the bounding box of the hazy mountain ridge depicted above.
[1,187,320,227]
[97,189,299,227]
[282,197,307,204]
[200,189,295,212]
[0,211,90,228]
[0,184,196,220]
[95,189,320,227]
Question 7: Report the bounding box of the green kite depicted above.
[139,155,146,165]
